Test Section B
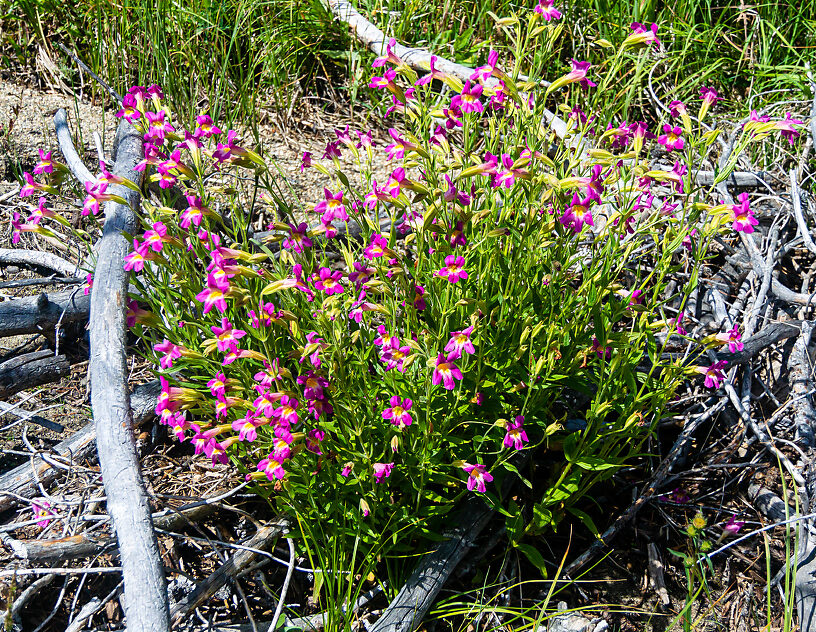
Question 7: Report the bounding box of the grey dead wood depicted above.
[88,118,169,632]
[0,287,90,339]
[0,349,70,398]
[4,503,215,563]
[53,108,95,185]
[168,522,285,626]
[0,401,63,433]
[0,379,159,514]
[0,248,79,277]
[647,542,670,608]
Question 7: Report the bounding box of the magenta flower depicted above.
[451,80,484,114]
[730,192,758,233]
[591,336,612,359]
[559,192,594,234]
[625,22,660,48]
[144,110,175,143]
[272,427,294,461]
[534,0,562,20]
[282,222,313,253]
[674,311,688,336]
[232,413,265,442]
[415,55,448,86]
[193,114,223,138]
[436,255,467,283]
[549,60,596,92]
[297,371,329,401]
[211,317,247,353]
[384,129,418,161]
[33,149,55,175]
[369,67,398,91]
[413,285,427,311]
[382,396,413,428]
[372,37,402,67]
[669,100,687,118]
[462,463,493,493]
[372,462,394,483]
[20,172,47,198]
[380,336,411,372]
[300,151,312,172]
[258,455,286,481]
[196,281,229,315]
[386,167,408,198]
[207,372,227,398]
[696,360,728,389]
[445,326,475,359]
[124,239,156,272]
[700,86,722,107]
[658,124,684,152]
[364,233,389,259]
[470,49,499,83]
[313,267,344,295]
[356,130,374,149]
[775,112,804,145]
[322,140,342,160]
[503,415,529,450]
[155,338,183,369]
[32,500,55,528]
[273,395,300,428]
[716,325,744,353]
[723,515,744,535]
[433,353,463,390]
[314,188,348,223]
[115,93,141,122]
[306,428,325,455]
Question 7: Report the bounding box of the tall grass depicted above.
[2,0,813,130]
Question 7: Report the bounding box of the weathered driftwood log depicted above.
[0,400,63,433]
[371,495,494,632]
[169,522,285,625]
[54,109,95,185]
[88,118,170,632]
[5,503,215,563]
[0,379,160,514]
[0,248,79,277]
[0,288,90,339]
[0,349,70,398]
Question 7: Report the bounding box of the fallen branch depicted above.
[169,521,286,625]
[0,287,90,339]
[0,248,79,277]
[53,109,95,185]
[0,379,160,513]
[88,118,169,631]
[0,349,70,398]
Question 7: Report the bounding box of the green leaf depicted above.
[515,542,549,577]
[567,507,601,538]
[572,456,621,471]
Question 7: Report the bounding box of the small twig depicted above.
[56,42,123,105]
[267,534,296,632]
[0,566,123,578]
[791,169,816,256]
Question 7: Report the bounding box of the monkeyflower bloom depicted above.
[282,222,313,253]
[372,38,402,67]
[369,68,398,91]
[433,353,463,390]
[193,114,222,138]
[20,172,51,198]
[698,86,722,121]
[471,49,500,82]
[723,515,745,535]
[503,415,529,450]
[32,500,55,528]
[207,372,228,398]
[364,233,389,259]
[623,22,660,49]
[144,110,175,143]
[384,129,419,160]
[534,0,562,20]
[115,93,141,122]
[314,188,348,223]
[196,278,229,314]
[380,336,411,372]
[212,130,249,163]
[669,100,693,132]
[673,311,688,336]
[383,395,413,429]
[273,395,300,428]
[658,124,684,152]
[415,55,448,86]
[373,462,394,483]
[32,149,58,175]
[547,60,596,94]
[445,326,475,359]
[696,360,728,389]
[716,325,744,353]
[730,192,758,233]
[559,193,594,233]
[154,338,183,369]
[449,220,467,248]
[211,318,247,353]
[257,455,286,481]
[314,267,344,295]
[126,300,155,327]
[462,463,493,493]
[591,336,612,359]
[124,239,159,272]
[451,81,484,114]
[436,255,467,283]
[142,221,169,252]
[232,413,266,443]
[774,112,804,145]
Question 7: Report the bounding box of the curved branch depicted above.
[0,248,80,277]
[88,119,170,632]
[0,287,90,339]
[53,109,95,186]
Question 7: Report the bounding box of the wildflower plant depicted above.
[11,3,801,601]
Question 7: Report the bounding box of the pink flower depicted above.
[33,149,55,175]
[211,318,247,353]
[32,500,54,528]
[115,93,141,122]
[716,325,744,353]
[696,360,728,389]
[144,110,175,143]
[558,60,596,90]
[433,353,463,390]
[282,222,313,253]
[207,372,227,398]
[723,515,744,535]
[322,140,341,160]
[364,233,389,259]
[658,124,684,152]
[369,67,398,91]
[451,80,484,114]
[625,22,660,48]
[155,338,182,369]
[415,55,448,86]
[700,86,722,107]
[232,413,265,442]
[314,267,344,295]
[591,336,612,359]
[503,415,529,450]
[436,255,467,283]
[382,395,413,428]
[258,455,286,481]
[412,285,427,311]
[534,0,562,20]
[380,336,411,372]
[306,428,325,454]
[470,49,499,83]
[384,129,418,161]
[314,188,348,223]
[559,193,594,234]
[196,281,229,315]
[462,463,493,493]
[273,395,300,428]
[212,129,248,163]
[775,112,804,145]
[669,100,687,118]
[372,37,402,67]
[673,311,687,336]
[300,151,312,172]
[193,114,222,138]
[731,192,758,233]
[372,462,394,483]
[445,326,475,359]
[20,172,46,198]
[124,239,156,272]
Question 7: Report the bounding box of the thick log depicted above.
[0,248,78,277]
[0,379,160,513]
[169,522,285,625]
[0,349,70,397]
[88,118,170,632]
[0,288,90,339]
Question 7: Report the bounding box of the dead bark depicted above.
[0,248,79,277]
[88,118,169,632]
[169,522,285,625]
[53,108,95,185]
[0,379,160,514]
[0,287,90,339]
[0,349,70,398]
